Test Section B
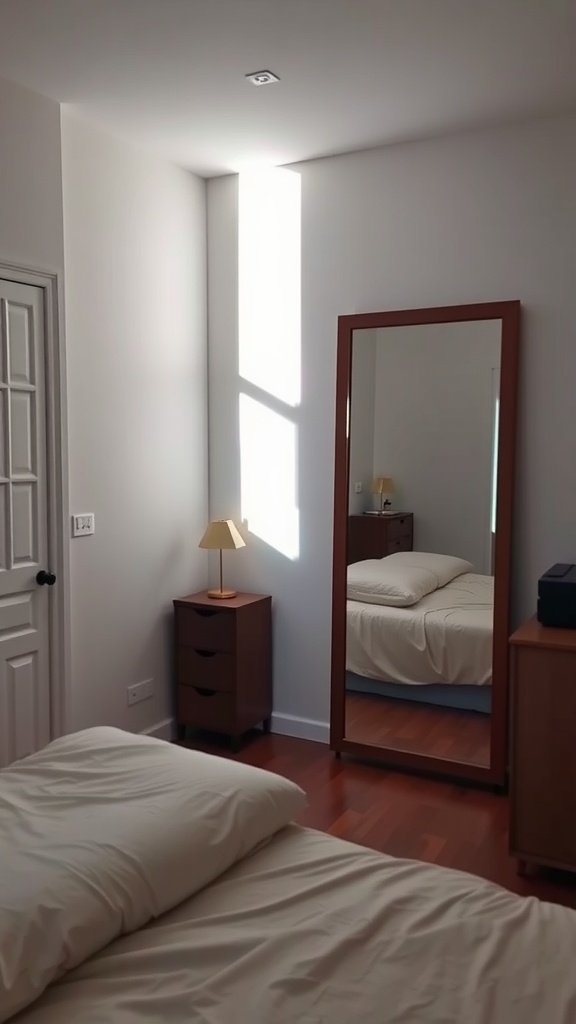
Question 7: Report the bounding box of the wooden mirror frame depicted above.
[330,301,520,786]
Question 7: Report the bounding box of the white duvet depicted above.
[3,728,576,1024]
[14,825,576,1024]
[0,728,305,1021]
[347,572,494,685]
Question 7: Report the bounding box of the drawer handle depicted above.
[193,687,217,697]
[194,609,219,619]
[194,649,217,658]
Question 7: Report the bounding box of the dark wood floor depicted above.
[186,730,576,910]
[345,693,491,767]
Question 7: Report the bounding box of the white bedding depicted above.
[347,572,494,686]
[0,728,305,1021]
[15,824,576,1024]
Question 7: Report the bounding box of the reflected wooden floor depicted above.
[182,731,576,910]
[345,692,491,767]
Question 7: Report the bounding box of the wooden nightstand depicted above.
[509,617,576,876]
[347,513,413,564]
[173,591,272,750]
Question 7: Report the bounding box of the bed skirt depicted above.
[346,671,492,714]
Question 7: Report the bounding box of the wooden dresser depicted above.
[174,591,272,750]
[347,513,413,565]
[509,617,576,875]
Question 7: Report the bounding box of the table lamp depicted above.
[199,519,246,599]
[372,477,394,514]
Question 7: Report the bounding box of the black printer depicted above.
[537,563,576,628]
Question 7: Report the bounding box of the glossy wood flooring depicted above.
[186,730,576,910]
[345,692,491,767]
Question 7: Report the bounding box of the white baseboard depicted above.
[271,713,329,744]
[141,715,329,746]
[142,717,175,742]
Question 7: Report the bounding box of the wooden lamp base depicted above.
[207,587,237,600]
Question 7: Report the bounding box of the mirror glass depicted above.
[344,320,501,768]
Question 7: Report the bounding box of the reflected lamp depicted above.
[372,477,394,514]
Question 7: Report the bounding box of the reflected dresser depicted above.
[347,513,413,565]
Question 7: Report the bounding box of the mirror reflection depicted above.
[345,321,501,768]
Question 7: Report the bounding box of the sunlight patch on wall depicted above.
[238,168,301,406]
[239,394,299,560]
[238,166,301,559]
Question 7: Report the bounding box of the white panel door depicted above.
[0,279,51,766]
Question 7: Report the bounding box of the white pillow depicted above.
[383,551,474,587]
[347,551,473,607]
[0,727,307,1022]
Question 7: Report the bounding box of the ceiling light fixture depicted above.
[245,70,280,86]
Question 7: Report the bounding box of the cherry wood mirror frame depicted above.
[330,301,520,786]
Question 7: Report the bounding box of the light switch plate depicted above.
[354,482,363,494]
[72,513,95,537]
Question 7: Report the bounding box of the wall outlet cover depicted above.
[127,678,154,706]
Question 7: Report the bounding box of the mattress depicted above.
[17,823,576,1024]
[347,572,493,686]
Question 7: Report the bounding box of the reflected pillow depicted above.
[347,551,474,607]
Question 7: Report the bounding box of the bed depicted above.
[3,728,576,1023]
[346,552,494,712]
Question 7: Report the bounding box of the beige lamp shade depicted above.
[199,519,246,551]
[372,477,394,496]
[199,520,246,599]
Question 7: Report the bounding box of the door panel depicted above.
[0,279,50,765]
[12,482,38,563]
[11,390,36,476]
[0,488,7,570]
[8,302,34,385]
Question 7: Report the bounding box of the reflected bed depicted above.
[346,571,494,712]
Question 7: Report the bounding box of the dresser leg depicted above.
[176,723,187,743]
[230,735,242,754]
[262,716,272,734]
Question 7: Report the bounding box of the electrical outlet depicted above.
[72,513,95,537]
[127,678,154,706]
[354,482,363,494]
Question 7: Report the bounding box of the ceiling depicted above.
[0,0,575,177]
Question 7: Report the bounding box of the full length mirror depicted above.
[331,303,520,785]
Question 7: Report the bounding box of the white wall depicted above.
[348,330,376,514]
[208,113,576,739]
[370,321,501,572]
[62,113,208,735]
[0,75,64,274]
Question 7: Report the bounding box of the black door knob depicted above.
[36,570,56,586]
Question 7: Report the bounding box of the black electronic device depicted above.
[537,563,576,628]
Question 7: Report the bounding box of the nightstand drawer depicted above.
[176,606,235,652]
[178,685,236,732]
[387,515,412,540]
[388,536,412,553]
[174,591,272,747]
[177,647,235,692]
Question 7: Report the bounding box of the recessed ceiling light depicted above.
[245,70,280,86]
